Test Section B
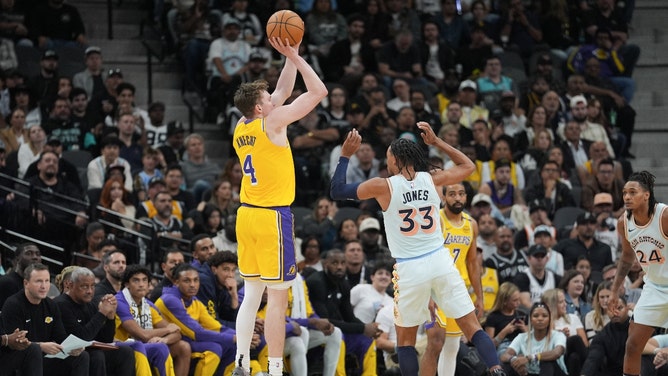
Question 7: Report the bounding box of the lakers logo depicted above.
[45,316,53,324]
[287,265,297,276]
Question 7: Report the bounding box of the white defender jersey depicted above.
[626,203,668,285]
[382,172,445,259]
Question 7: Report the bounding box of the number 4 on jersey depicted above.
[636,249,664,265]
[243,154,258,185]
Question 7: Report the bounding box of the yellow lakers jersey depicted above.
[440,210,474,287]
[233,117,295,207]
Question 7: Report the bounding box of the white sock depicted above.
[268,356,284,376]
[437,335,461,376]
[235,281,265,371]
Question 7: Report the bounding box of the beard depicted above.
[446,202,464,214]
[573,114,587,123]
[43,171,57,180]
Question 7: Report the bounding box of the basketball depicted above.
[266,10,304,46]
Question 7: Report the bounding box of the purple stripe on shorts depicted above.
[278,206,297,281]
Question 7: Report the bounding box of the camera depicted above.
[601,216,616,231]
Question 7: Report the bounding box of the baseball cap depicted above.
[533,225,553,237]
[167,121,185,137]
[85,46,102,56]
[576,212,597,225]
[594,192,613,206]
[570,95,587,108]
[148,101,166,112]
[148,176,166,187]
[223,18,241,27]
[528,244,548,257]
[459,79,477,91]
[42,50,59,60]
[107,68,123,78]
[359,217,381,233]
[249,51,267,62]
[471,193,492,207]
[501,91,515,99]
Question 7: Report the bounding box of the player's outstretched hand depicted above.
[268,37,299,59]
[341,129,362,158]
[417,121,437,145]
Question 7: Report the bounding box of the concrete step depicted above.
[634,108,668,126]
[78,4,146,25]
[628,133,668,159]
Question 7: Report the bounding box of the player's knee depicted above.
[172,340,191,357]
[426,329,445,353]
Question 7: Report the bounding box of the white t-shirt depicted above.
[509,330,568,375]
[350,284,393,324]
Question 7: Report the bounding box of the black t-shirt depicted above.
[1,290,67,343]
[484,310,525,343]
[54,293,115,342]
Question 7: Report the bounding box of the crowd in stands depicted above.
[0,0,661,374]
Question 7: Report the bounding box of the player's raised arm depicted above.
[266,38,327,131]
[417,122,475,186]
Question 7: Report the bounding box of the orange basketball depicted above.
[266,10,304,46]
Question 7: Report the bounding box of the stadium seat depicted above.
[15,45,41,78]
[333,207,361,226]
[62,149,92,190]
[553,206,586,231]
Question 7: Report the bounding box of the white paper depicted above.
[44,334,93,359]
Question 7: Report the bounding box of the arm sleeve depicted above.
[330,157,360,201]
[581,334,606,376]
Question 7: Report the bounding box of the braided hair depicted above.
[389,138,440,180]
[626,170,656,219]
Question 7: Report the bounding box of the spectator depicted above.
[133,146,164,201]
[136,176,186,220]
[484,226,529,285]
[559,119,591,176]
[221,0,263,46]
[538,0,575,56]
[87,135,133,191]
[430,124,459,167]
[76,222,106,269]
[419,19,455,88]
[179,0,220,92]
[359,0,390,50]
[518,128,551,178]
[28,0,87,49]
[70,88,103,153]
[73,46,106,99]
[212,212,237,253]
[499,302,567,376]
[441,101,474,146]
[192,203,223,237]
[197,250,239,327]
[21,151,88,243]
[499,0,543,60]
[54,267,136,376]
[481,136,526,190]
[208,18,252,115]
[554,212,613,272]
[383,0,421,41]
[386,78,411,113]
[305,0,348,59]
[558,270,592,320]
[513,244,561,308]
[584,281,612,340]
[541,288,588,376]
[0,107,26,154]
[11,84,41,128]
[477,56,515,113]
[1,263,90,376]
[0,0,31,47]
[44,96,86,152]
[458,81,489,129]
[435,0,470,48]
[145,190,193,250]
[148,249,185,302]
[350,261,393,324]
[297,236,323,273]
[484,282,527,357]
[523,160,576,219]
[468,0,501,47]
[0,242,43,309]
[514,201,555,252]
[16,124,45,179]
[455,23,494,80]
[94,249,127,300]
[98,176,136,230]
[580,157,624,216]
[579,295,633,376]
[144,101,169,147]
[180,133,220,201]
[344,239,371,288]
[499,91,527,141]
[477,213,499,260]
[300,196,337,251]
[575,256,597,303]
[479,158,525,217]
[87,68,123,132]
[377,28,424,89]
[535,224,563,277]
[592,192,620,258]
[158,121,186,166]
[29,50,60,111]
